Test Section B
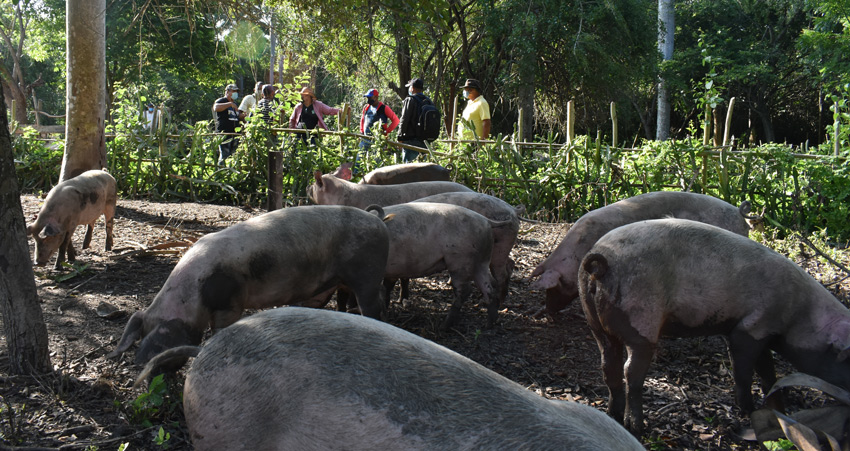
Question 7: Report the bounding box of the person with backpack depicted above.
[354,89,399,172]
[397,78,441,162]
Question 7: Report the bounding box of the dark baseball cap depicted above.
[405,78,424,90]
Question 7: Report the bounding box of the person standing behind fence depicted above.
[239,81,264,118]
[257,84,277,125]
[289,87,340,146]
[457,78,490,140]
[257,84,279,147]
[356,89,399,170]
[397,78,437,162]
[213,84,244,164]
[143,103,157,130]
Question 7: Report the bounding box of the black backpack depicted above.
[413,95,441,141]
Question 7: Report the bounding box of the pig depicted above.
[413,192,520,308]
[529,191,751,315]
[108,205,390,365]
[366,203,501,328]
[139,307,644,450]
[578,218,850,436]
[332,162,452,185]
[307,170,472,209]
[26,169,117,269]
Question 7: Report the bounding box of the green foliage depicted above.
[11,126,63,193]
[52,262,91,283]
[763,439,797,451]
[154,426,171,449]
[125,374,179,428]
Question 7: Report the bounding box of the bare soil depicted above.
[1,195,848,450]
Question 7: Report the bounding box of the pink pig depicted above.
[27,170,117,269]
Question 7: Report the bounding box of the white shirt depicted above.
[239,94,257,114]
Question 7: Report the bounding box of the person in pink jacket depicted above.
[289,87,341,146]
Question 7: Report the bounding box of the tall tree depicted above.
[656,0,674,140]
[0,0,46,124]
[61,0,106,182]
[0,88,52,374]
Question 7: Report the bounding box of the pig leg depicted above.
[54,232,74,269]
[83,223,94,249]
[472,266,499,327]
[727,330,770,413]
[104,198,116,251]
[754,350,784,411]
[399,278,410,301]
[623,341,655,436]
[443,279,473,330]
[382,279,397,306]
[592,330,627,424]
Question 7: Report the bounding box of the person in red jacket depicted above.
[356,89,399,172]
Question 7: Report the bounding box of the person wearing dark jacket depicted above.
[397,78,432,162]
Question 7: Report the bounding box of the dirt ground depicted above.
[1,194,849,450]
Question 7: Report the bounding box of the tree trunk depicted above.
[61,0,107,182]
[656,0,674,141]
[0,88,52,375]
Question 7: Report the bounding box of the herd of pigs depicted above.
[24,164,850,449]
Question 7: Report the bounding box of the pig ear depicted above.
[40,223,61,238]
[107,311,145,359]
[135,319,202,365]
[314,170,324,188]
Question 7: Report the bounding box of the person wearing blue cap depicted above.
[356,88,399,172]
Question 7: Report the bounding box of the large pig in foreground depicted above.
[26,169,117,269]
[307,170,472,209]
[530,191,750,314]
[413,192,520,307]
[578,218,850,436]
[332,161,452,185]
[108,205,389,364]
[367,203,501,328]
[139,307,644,450]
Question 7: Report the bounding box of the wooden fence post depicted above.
[267,150,283,211]
[835,101,841,157]
[450,95,459,153]
[567,100,575,145]
[723,97,735,146]
[610,101,618,148]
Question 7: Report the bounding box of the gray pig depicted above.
[108,205,389,364]
[27,169,117,269]
[307,170,472,209]
[578,218,850,435]
[413,192,520,308]
[332,161,451,185]
[139,307,644,450]
[367,203,500,328]
[530,191,750,314]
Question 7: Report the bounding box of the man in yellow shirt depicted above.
[458,78,491,140]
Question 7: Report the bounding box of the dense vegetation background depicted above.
[3,0,850,239]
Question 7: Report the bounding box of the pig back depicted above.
[38,169,117,227]
[152,205,390,313]
[360,162,451,185]
[582,218,831,339]
[183,307,643,450]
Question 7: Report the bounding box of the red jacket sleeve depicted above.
[382,105,400,135]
